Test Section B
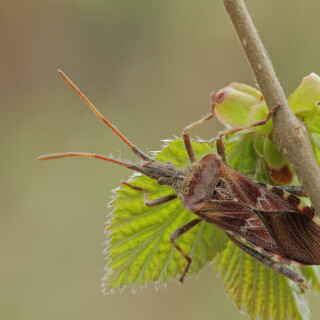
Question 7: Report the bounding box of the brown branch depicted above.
[222,0,320,214]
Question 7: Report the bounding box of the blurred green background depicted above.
[1,0,320,319]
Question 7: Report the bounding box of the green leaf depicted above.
[215,241,310,320]
[103,139,227,292]
[288,73,320,114]
[288,73,320,133]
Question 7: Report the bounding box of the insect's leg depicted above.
[182,93,216,163]
[216,138,227,163]
[227,233,308,293]
[258,183,306,198]
[216,104,282,162]
[121,182,177,207]
[170,218,203,283]
[219,104,281,139]
[274,185,306,197]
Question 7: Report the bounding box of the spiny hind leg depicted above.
[121,182,177,207]
[257,183,316,216]
[170,218,203,283]
[216,104,282,162]
[227,233,308,293]
[256,183,306,198]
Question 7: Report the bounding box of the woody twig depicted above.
[223,0,320,214]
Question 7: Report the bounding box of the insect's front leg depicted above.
[170,218,203,283]
[216,104,282,162]
[227,233,308,293]
[121,182,177,207]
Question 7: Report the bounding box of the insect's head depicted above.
[38,70,180,188]
[141,160,180,187]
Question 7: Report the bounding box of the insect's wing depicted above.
[256,210,320,264]
[198,203,284,255]
[220,162,314,216]
[207,163,320,264]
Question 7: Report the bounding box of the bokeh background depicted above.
[1,0,320,319]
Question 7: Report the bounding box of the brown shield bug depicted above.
[39,70,320,292]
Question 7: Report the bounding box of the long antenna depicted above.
[38,152,145,174]
[57,70,152,161]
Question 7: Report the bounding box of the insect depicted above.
[39,70,320,292]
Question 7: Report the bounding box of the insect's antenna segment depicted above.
[38,152,145,174]
[57,70,152,162]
